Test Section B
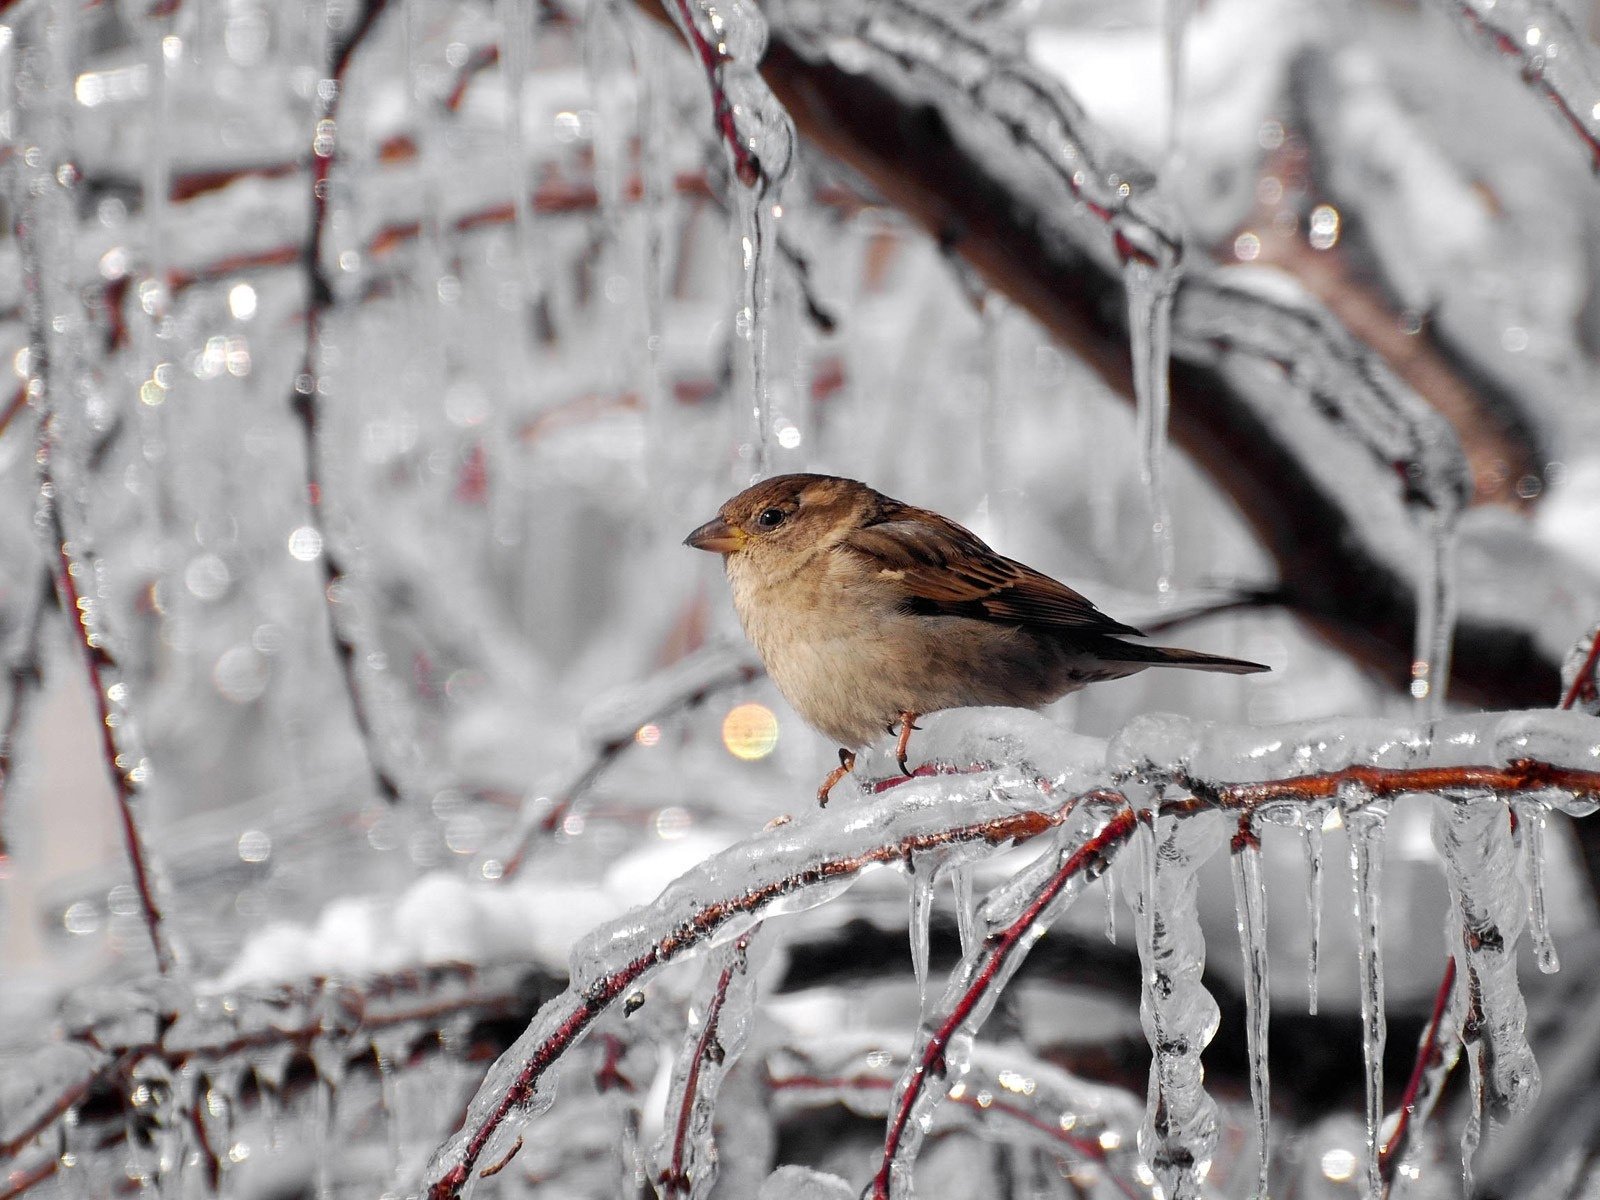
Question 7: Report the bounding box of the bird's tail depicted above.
[1095,639,1270,675]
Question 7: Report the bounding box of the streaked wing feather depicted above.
[842,509,1144,638]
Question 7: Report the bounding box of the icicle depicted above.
[1127,804,1223,1200]
[950,860,977,958]
[979,293,1015,544]
[495,0,539,296]
[1434,796,1539,1155]
[908,863,935,1004]
[1514,798,1561,973]
[1124,255,1180,597]
[1230,821,1271,1200]
[1161,0,1193,170]
[1409,508,1459,715]
[1346,793,1390,1199]
[1102,863,1118,945]
[734,186,779,479]
[1304,809,1324,1015]
[660,0,795,480]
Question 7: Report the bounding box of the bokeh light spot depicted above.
[722,702,778,761]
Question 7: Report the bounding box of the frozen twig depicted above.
[292,0,402,804]
[424,786,1083,1198]
[1378,957,1459,1194]
[768,1041,1147,1198]
[658,926,763,1198]
[496,641,760,879]
[1429,0,1600,171]
[0,962,546,1171]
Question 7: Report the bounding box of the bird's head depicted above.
[684,474,876,569]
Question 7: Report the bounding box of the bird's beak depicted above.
[684,516,747,554]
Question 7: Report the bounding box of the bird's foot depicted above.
[817,748,857,807]
[894,712,922,777]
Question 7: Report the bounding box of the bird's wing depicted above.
[840,506,1144,637]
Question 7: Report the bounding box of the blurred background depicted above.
[1,0,1599,1195]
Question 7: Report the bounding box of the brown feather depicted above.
[842,503,1145,638]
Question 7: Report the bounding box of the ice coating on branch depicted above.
[1434,799,1539,1131]
[424,773,1075,1196]
[1229,822,1271,1199]
[773,0,1182,270]
[1424,0,1600,170]
[1127,806,1224,1200]
[1561,621,1600,715]
[1174,267,1472,521]
[655,927,769,1198]
[1346,797,1390,1199]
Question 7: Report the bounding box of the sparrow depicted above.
[685,474,1269,803]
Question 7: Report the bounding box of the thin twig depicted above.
[1378,957,1458,1192]
[658,928,757,1198]
[869,798,1136,1199]
[292,0,400,804]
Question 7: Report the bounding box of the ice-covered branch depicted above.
[656,925,765,1198]
[769,1039,1151,1197]
[497,641,760,879]
[0,962,549,1177]
[1429,0,1600,171]
[423,780,1086,1198]
[422,709,1600,1199]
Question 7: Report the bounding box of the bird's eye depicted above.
[756,507,786,529]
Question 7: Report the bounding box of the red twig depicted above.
[869,800,1136,1199]
[1378,957,1458,1190]
[769,1071,1140,1198]
[0,1155,55,1200]
[427,797,1079,1198]
[659,929,756,1197]
[1560,629,1600,712]
[666,0,765,188]
[293,0,401,805]
[0,386,26,442]
[496,656,760,879]
[1451,1,1600,172]
[35,417,176,973]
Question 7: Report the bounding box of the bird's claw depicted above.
[818,748,856,807]
[893,712,921,779]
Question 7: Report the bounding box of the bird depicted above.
[685,474,1269,803]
